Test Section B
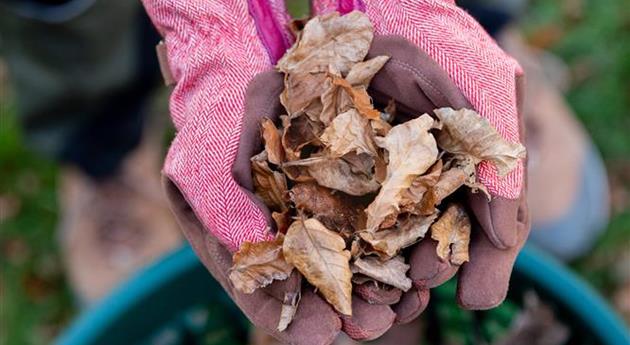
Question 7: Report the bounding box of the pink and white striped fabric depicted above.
[142,0,524,251]
[142,0,293,250]
[314,0,525,200]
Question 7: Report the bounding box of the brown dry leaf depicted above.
[345,56,390,87]
[319,67,352,125]
[430,203,471,265]
[371,118,392,137]
[332,78,381,120]
[251,152,289,211]
[350,239,362,258]
[282,113,323,160]
[418,167,467,214]
[433,107,526,177]
[365,115,439,231]
[283,218,353,315]
[261,118,284,165]
[281,165,314,182]
[285,157,380,196]
[229,235,294,294]
[280,72,328,117]
[272,211,292,234]
[290,183,366,233]
[450,157,490,197]
[343,151,375,177]
[276,11,373,76]
[277,283,302,332]
[360,213,438,258]
[320,109,378,157]
[319,56,388,126]
[351,256,412,291]
[400,160,443,213]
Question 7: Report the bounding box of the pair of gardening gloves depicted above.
[142,0,530,344]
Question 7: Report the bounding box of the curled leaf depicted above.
[278,282,302,332]
[251,152,289,211]
[283,218,353,315]
[277,11,373,76]
[345,55,390,87]
[365,115,439,230]
[320,109,378,157]
[400,160,443,213]
[343,151,375,177]
[261,118,284,165]
[280,72,328,117]
[433,107,526,177]
[418,166,467,214]
[332,78,381,120]
[360,213,438,259]
[430,203,471,265]
[290,183,366,233]
[229,235,293,294]
[351,256,412,291]
[285,157,380,196]
[282,113,323,160]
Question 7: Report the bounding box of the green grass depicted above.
[1,1,629,344]
[1,101,75,345]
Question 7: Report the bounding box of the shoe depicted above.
[59,140,182,304]
[499,29,610,261]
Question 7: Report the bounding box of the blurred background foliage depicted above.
[1,0,629,344]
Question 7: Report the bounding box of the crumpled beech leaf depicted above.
[320,108,378,157]
[433,107,526,177]
[277,11,373,76]
[261,117,284,165]
[351,256,412,291]
[290,183,366,232]
[430,203,471,265]
[284,157,380,196]
[251,152,289,212]
[366,115,439,231]
[283,218,353,315]
[229,235,294,294]
[360,213,438,259]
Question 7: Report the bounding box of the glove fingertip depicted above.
[468,192,519,249]
[342,296,395,341]
[392,289,430,325]
[409,239,459,289]
[456,282,507,310]
[279,291,342,345]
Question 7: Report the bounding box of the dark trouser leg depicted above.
[0,0,161,178]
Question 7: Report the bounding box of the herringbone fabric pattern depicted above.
[142,0,292,250]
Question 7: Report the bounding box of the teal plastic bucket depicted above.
[55,244,630,345]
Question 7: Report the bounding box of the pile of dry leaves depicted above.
[228,11,526,331]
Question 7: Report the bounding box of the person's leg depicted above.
[0,0,181,303]
[457,1,610,262]
[499,31,610,261]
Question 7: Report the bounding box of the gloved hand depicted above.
[312,0,530,314]
[144,0,399,343]
[145,0,529,342]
